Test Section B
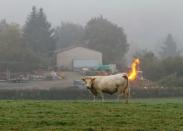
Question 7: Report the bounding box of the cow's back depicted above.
[94,74,127,92]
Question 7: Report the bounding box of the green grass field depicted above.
[0,98,183,131]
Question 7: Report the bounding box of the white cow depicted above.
[82,73,130,103]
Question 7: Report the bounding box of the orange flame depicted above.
[128,58,140,81]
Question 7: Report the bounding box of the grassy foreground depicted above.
[0,98,183,130]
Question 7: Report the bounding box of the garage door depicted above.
[73,59,99,68]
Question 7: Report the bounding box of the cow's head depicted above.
[82,77,95,89]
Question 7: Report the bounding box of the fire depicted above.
[128,58,140,81]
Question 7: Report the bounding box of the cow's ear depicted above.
[81,78,85,81]
[91,78,96,82]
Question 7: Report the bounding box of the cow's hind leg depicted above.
[99,92,104,102]
[118,90,128,104]
[125,94,128,104]
[117,94,122,102]
[124,88,130,104]
[117,88,124,102]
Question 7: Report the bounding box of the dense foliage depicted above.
[135,50,183,87]
[0,20,40,72]
[23,6,55,67]
[84,16,129,64]
[159,34,180,59]
[55,16,129,65]
[55,22,84,48]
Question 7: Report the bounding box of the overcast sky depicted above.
[0,0,183,52]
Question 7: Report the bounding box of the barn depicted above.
[56,46,102,70]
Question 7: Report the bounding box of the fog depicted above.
[0,0,183,51]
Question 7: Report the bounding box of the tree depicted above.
[0,21,40,72]
[0,19,8,32]
[159,34,180,59]
[156,56,183,87]
[134,50,159,81]
[23,6,55,58]
[55,22,84,49]
[134,50,183,85]
[158,56,183,77]
[84,16,129,64]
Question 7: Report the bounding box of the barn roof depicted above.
[55,46,101,54]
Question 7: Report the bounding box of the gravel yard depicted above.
[0,72,82,90]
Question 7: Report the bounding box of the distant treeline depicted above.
[0,6,183,87]
[0,6,129,72]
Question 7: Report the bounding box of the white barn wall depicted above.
[57,47,102,70]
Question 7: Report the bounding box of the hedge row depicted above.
[0,87,182,99]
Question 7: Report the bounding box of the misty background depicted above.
[0,0,183,53]
[0,0,183,99]
[0,0,182,80]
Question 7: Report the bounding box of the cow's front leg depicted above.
[99,92,104,102]
[93,95,96,102]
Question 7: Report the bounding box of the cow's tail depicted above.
[122,74,130,103]
[122,74,129,96]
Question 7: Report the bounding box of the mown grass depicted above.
[0,98,182,131]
